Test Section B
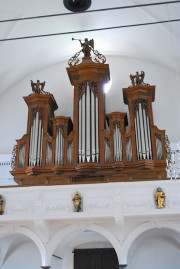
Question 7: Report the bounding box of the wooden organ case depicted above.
[11,40,167,186]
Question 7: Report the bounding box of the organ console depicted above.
[11,39,167,186]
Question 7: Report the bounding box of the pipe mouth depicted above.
[63,0,91,12]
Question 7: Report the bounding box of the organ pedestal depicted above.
[11,41,167,186]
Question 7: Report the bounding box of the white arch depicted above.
[0,226,46,264]
[46,223,122,265]
[121,220,180,264]
[62,234,120,269]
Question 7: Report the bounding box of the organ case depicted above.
[11,41,167,185]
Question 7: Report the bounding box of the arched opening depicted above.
[127,228,180,269]
[49,225,121,269]
[0,234,42,269]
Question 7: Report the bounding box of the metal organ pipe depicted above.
[95,95,99,162]
[46,142,52,165]
[78,81,99,163]
[78,97,82,163]
[134,100,152,160]
[156,135,162,160]
[86,84,90,162]
[142,108,148,158]
[18,144,25,167]
[33,112,39,165]
[30,116,36,166]
[113,123,122,162]
[135,105,142,160]
[31,117,36,165]
[61,129,64,163]
[29,118,33,166]
[67,141,73,164]
[55,129,58,164]
[91,91,95,162]
[82,90,86,162]
[117,126,122,161]
[134,116,139,159]
[113,126,117,161]
[139,103,146,159]
[37,118,42,166]
[29,111,43,166]
[126,137,132,161]
[146,116,152,159]
[55,127,64,165]
[105,139,110,163]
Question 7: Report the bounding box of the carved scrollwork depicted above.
[11,144,17,170]
[79,81,98,98]
[79,81,87,98]
[89,81,98,97]
[91,48,106,64]
[133,99,148,114]
[68,50,81,66]
[113,120,120,129]
[165,134,173,173]
[56,124,63,131]
[31,107,44,124]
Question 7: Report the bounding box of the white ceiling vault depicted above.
[0,0,180,154]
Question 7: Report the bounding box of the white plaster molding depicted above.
[1,180,180,219]
[114,215,125,244]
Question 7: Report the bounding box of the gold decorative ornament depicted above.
[0,195,4,215]
[72,191,82,212]
[154,187,165,209]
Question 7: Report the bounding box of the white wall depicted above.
[0,155,15,186]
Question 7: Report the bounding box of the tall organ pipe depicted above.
[37,119,42,166]
[86,84,90,162]
[91,92,95,161]
[95,95,99,162]
[55,127,64,165]
[29,111,43,166]
[113,123,122,162]
[78,81,99,163]
[134,100,152,160]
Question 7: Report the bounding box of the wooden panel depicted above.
[74,248,119,269]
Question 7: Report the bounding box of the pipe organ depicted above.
[11,40,167,186]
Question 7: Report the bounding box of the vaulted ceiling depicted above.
[0,0,180,153]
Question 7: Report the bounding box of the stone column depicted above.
[41,266,51,269]
[119,265,127,269]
